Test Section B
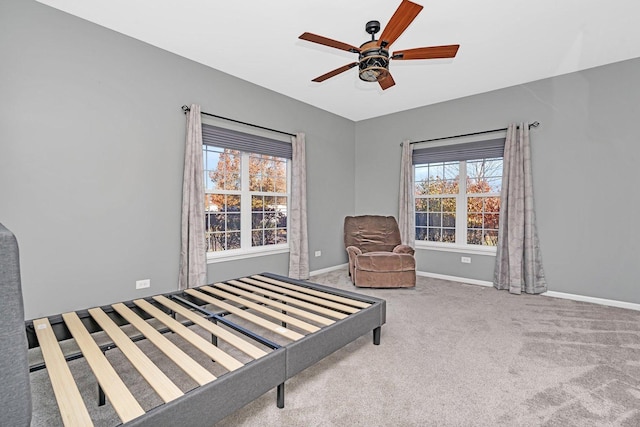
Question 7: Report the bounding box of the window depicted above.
[202,124,291,258]
[413,138,504,250]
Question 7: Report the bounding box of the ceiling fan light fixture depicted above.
[299,0,459,89]
[358,45,390,82]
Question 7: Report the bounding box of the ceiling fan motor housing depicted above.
[358,41,390,82]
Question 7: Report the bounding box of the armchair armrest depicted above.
[393,244,415,256]
[345,246,362,283]
[346,246,363,257]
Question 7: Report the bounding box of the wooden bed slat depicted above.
[204,285,321,333]
[216,282,335,326]
[238,277,360,314]
[88,308,183,403]
[32,317,94,427]
[152,295,268,360]
[185,288,305,341]
[133,299,244,372]
[111,303,216,386]
[227,279,348,320]
[61,312,145,423]
[252,275,371,308]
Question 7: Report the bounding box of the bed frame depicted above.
[24,272,386,426]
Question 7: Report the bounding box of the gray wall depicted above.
[2,0,638,319]
[0,0,355,319]
[355,57,640,304]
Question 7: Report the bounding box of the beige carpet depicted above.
[29,270,640,426]
[215,270,640,427]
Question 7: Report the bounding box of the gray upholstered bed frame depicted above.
[0,223,386,427]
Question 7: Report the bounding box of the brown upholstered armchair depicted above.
[344,215,416,288]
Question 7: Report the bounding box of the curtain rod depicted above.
[181,105,296,137]
[409,121,540,145]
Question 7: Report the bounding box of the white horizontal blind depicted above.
[202,124,292,159]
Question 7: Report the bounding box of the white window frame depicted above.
[205,149,291,264]
[414,153,502,256]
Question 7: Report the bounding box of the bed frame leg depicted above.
[373,327,381,345]
[277,383,285,408]
[98,384,105,406]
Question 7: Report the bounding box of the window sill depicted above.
[206,245,289,264]
[415,242,497,256]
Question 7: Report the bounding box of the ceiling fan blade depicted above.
[299,32,361,53]
[311,62,359,82]
[378,73,396,90]
[392,45,460,60]
[377,0,423,48]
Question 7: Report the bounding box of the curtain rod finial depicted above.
[531,121,540,128]
[181,105,190,114]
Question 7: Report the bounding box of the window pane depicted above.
[264,196,276,211]
[485,197,500,213]
[205,148,241,191]
[428,199,442,212]
[207,232,225,252]
[252,230,264,246]
[467,197,483,213]
[466,194,501,246]
[415,166,428,182]
[416,227,427,240]
[428,213,441,227]
[467,213,482,229]
[227,213,241,231]
[443,213,455,227]
[467,229,482,245]
[442,228,456,242]
[252,212,263,228]
[264,229,276,245]
[204,194,241,252]
[442,198,456,212]
[485,177,502,193]
[484,213,500,230]
[415,212,427,227]
[484,230,498,246]
[249,154,287,192]
[467,158,502,194]
[415,198,428,211]
[444,162,459,180]
[251,193,287,248]
[228,232,241,250]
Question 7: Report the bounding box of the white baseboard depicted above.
[542,291,640,312]
[417,271,494,287]
[417,271,640,312]
[312,266,640,312]
[309,263,349,277]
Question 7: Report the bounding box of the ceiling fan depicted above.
[298,0,459,90]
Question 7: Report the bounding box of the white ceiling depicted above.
[37,0,640,122]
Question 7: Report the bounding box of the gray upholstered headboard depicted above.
[0,223,32,426]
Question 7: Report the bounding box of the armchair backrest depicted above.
[344,215,402,253]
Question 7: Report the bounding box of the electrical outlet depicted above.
[314,250,322,257]
[461,256,471,264]
[136,279,150,289]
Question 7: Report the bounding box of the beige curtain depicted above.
[288,133,309,279]
[178,104,207,290]
[398,140,415,246]
[494,123,547,294]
